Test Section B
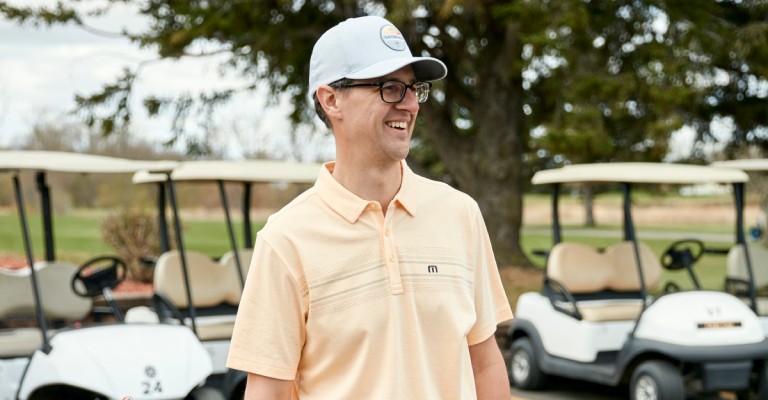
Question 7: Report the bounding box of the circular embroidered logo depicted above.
[380,25,407,51]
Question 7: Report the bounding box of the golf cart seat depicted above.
[727,243,768,315]
[0,261,92,358]
[218,248,253,293]
[219,248,253,277]
[546,241,661,322]
[152,250,241,340]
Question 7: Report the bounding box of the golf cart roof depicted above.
[132,170,167,184]
[132,159,322,184]
[711,159,768,172]
[531,162,749,185]
[0,150,177,174]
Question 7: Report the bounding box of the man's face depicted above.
[337,66,420,164]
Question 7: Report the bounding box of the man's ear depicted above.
[316,85,343,120]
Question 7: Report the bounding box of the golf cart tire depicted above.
[508,337,546,390]
[630,360,684,400]
[186,386,226,400]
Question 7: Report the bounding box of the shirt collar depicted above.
[316,160,419,223]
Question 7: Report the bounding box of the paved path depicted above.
[511,385,732,400]
[510,377,624,399]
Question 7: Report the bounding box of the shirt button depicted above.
[388,255,395,262]
[384,229,391,236]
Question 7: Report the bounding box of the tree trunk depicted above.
[418,21,532,268]
[466,172,530,268]
[583,184,596,227]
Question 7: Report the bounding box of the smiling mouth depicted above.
[386,121,408,130]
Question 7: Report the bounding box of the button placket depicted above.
[382,207,402,294]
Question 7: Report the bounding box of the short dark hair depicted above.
[314,78,352,129]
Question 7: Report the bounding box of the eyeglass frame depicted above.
[332,79,433,104]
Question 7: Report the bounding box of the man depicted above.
[227,15,513,399]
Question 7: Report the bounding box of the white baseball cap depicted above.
[308,16,447,99]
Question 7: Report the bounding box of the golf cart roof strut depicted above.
[166,178,199,335]
[217,180,245,289]
[35,172,55,262]
[551,184,561,246]
[13,174,52,353]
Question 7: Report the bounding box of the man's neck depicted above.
[331,159,403,214]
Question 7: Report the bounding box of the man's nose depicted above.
[397,87,420,112]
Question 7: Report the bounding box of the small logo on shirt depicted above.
[427,265,438,273]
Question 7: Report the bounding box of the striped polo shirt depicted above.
[227,161,513,399]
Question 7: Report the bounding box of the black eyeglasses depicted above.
[336,80,432,103]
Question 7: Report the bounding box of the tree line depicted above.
[0,122,306,214]
[2,0,767,267]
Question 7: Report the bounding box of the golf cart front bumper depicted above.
[627,338,768,391]
[699,360,752,391]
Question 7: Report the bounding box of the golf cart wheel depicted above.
[185,386,225,400]
[630,360,684,400]
[508,337,546,390]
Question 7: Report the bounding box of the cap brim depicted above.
[346,56,447,82]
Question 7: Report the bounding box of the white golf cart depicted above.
[126,159,320,400]
[0,150,222,400]
[711,159,768,327]
[505,162,768,400]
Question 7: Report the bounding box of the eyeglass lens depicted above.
[381,81,430,103]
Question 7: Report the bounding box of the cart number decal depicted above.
[142,380,163,394]
[142,365,162,395]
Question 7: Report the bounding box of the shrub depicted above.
[101,209,164,283]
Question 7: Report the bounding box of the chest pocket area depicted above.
[402,259,476,339]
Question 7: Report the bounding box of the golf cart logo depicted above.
[380,25,406,51]
[142,365,162,395]
[697,305,740,329]
[705,306,722,316]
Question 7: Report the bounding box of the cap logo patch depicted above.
[380,25,407,51]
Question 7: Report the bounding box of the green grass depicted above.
[0,203,743,296]
[0,212,110,263]
[0,211,264,264]
[179,219,265,257]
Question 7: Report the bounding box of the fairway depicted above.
[1,191,760,303]
[0,210,265,265]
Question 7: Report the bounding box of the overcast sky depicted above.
[0,1,334,161]
[2,1,719,162]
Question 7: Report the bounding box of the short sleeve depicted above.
[466,205,514,346]
[226,232,308,380]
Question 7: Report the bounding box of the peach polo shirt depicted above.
[227,161,513,399]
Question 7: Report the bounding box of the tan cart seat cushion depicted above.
[547,242,661,322]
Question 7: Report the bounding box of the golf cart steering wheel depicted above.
[660,239,705,271]
[71,255,128,297]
